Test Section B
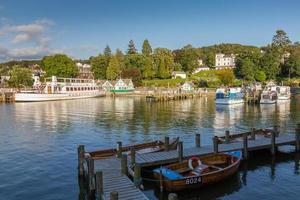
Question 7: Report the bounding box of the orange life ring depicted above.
[188,157,202,170]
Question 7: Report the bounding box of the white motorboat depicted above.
[215,87,244,105]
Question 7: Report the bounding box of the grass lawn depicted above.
[142,78,186,87]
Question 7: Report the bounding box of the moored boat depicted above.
[153,151,242,192]
[87,137,179,160]
[260,82,278,104]
[276,86,291,100]
[15,76,105,102]
[215,87,244,105]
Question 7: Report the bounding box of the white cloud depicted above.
[0,19,61,60]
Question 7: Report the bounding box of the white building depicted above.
[215,53,236,68]
[181,82,194,92]
[192,67,210,74]
[101,79,135,92]
[172,71,187,79]
[198,59,203,66]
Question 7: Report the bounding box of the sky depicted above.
[0,0,300,61]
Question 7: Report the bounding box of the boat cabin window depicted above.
[66,87,69,91]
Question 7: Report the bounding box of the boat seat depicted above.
[176,168,192,173]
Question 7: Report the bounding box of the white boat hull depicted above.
[15,91,105,102]
[277,95,290,100]
[215,99,244,105]
[260,99,276,104]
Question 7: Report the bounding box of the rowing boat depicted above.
[87,137,179,159]
[153,151,242,192]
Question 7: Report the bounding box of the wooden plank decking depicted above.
[136,133,298,167]
[93,157,149,200]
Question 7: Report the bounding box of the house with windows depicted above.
[102,80,115,91]
[215,53,236,68]
[111,79,134,93]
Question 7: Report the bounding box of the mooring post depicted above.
[271,130,276,155]
[213,136,219,154]
[121,154,128,176]
[250,128,256,140]
[95,171,103,200]
[168,193,178,200]
[295,124,300,152]
[274,125,279,137]
[130,148,136,166]
[87,157,95,192]
[133,164,142,187]
[195,133,201,148]
[178,141,183,163]
[117,141,122,158]
[164,136,170,151]
[225,130,230,143]
[110,191,118,200]
[243,133,248,159]
[77,145,85,176]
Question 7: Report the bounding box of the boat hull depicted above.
[277,95,290,100]
[15,91,105,102]
[215,98,244,105]
[260,99,276,104]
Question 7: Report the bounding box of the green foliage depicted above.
[121,68,142,86]
[272,29,292,49]
[127,40,137,54]
[106,56,121,80]
[235,57,255,80]
[104,45,112,57]
[125,54,144,69]
[285,46,300,77]
[177,45,199,73]
[216,69,235,86]
[142,56,155,79]
[42,54,78,78]
[254,71,266,82]
[153,48,175,79]
[8,66,33,88]
[259,46,281,80]
[115,49,125,70]
[90,55,108,79]
[142,39,152,56]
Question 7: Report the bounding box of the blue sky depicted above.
[0,0,299,61]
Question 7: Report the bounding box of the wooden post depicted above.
[243,133,248,159]
[130,148,136,166]
[117,141,122,158]
[295,124,300,152]
[274,125,279,137]
[178,141,183,163]
[213,136,218,154]
[195,133,201,148]
[110,191,118,200]
[168,193,178,200]
[121,154,128,176]
[225,130,230,143]
[95,171,103,200]
[164,136,170,151]
[271,130,276,155]
[133,164,142,187]
[77,145,85,176]
[250,128,256,140]
[87,157,95,192]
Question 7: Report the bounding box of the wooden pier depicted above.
[0,91,15,103]
[244,91,261,104]
[78,124,300,200]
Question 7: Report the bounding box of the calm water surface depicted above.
[0,96,300,200]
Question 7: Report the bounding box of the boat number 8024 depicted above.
[185,177,202,185]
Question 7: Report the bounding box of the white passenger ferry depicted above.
[15,76,105,102]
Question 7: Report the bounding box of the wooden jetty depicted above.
[0,90,15,103]
[78,124,300,199]
[244,90,261,104]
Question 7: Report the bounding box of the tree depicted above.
[42,54,78,78]
[115,49,125,70]
[106,56,121,80]
[285,47,300,77]
[142,39,152,56]
[153,48,175,79]
[90,55,108,79]
[217,69,235,86]
[8,66,33,88]
[142,56,155,79]
[272,29,292,49]
[127,40,137,54]
[177,45,199,73]
[235,57,255,80]
[254,70,266,82]
[124,54,144,69]
[104,45,112,57]
[121,68,142,86]
[259,46,281,80]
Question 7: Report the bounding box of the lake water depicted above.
[0,96,300,200]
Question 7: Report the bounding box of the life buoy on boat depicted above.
[188,157,202,170]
